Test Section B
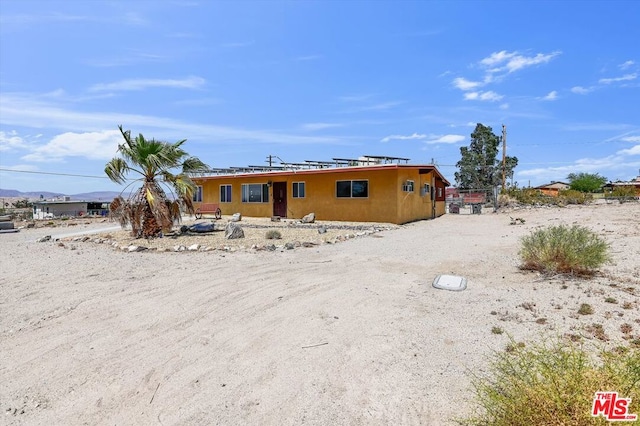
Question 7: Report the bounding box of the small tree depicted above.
[455,123,518,191]
[567,172,607,193]
[105,125,210,238]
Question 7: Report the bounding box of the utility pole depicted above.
[501,124,507,192]
[266,155,273,167]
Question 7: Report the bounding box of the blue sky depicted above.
[1,0,639,194]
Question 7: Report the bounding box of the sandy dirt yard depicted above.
[1,202,639,425]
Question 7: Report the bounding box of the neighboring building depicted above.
[192,162,450,224]
[604,175,640,195]
[534,181,570,197]
[33,198,109,219]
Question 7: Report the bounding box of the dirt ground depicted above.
[1,202,639,425]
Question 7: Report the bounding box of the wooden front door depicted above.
[273,182,287,217]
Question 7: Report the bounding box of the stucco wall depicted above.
[194,166,448,224]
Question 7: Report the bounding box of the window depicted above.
[192,185,203,202]
[220,184,232,203]
[336,180,368,198]
[437,187,442,198]
[241,183,269,203]
[402,180,414,192]
[292,182,305,198]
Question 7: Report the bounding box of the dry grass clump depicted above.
[265,229,282,240]
[459,339,640,425]
[519,225,611,276]
[578,303,595,315]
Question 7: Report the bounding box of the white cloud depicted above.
[21,130,122,162]
[381,133,428,143]
[480,50,561,74]
[598,73,637,84]
[571,86,594,95]
[618,145,640,156]
[0,131,31,152]
[89,76,206,92]
[452,77,482,90]
[381,133,465,144]
[451,50,559,101]
[542,90,558,101]
[499,103,510,110]
[425,134,465,144]
[464,91,503,102]
[621,136,640,143]
[620,60,635,70]
[300,122,344,131]
[0,93,350,149]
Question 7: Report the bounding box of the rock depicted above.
[271,216,281,222]
[127,245,147,252]
[187,244,200,251]
[36,235,51,243]
[266,244,277,251]
[81,236,90,242]
[285,242,295,250]
[301,212,315,223]
[225,222,245,239]
[317,225,327,234]
[230,213,242,222]
[173,245,186,252]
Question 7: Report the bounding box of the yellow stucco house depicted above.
[192,163,450,224]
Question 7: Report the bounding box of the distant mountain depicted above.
[0,189,123,201]
[0,189,63,199]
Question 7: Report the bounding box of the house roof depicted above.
[534,181,570,189]
[193,163,451,186]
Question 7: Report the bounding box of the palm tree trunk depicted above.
[142,201,161,237]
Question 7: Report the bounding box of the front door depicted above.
[273,182,287,217]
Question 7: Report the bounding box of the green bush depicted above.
[519,225,611,276]
[459,340,640,425]
[265,229,282,240]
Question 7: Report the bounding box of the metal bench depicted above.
[195,203,222,220]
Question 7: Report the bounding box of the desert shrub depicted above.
[503,187,556,205]
[558,189,592,205]
[519,225,611,275]
[459,339,640,425]
[610,186,638,203]
[265,229,282,240]
[578,303,594,315]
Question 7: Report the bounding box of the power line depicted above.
[0,168,126,180]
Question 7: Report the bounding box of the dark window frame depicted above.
[336,180,369,198]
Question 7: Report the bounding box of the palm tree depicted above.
[105,125,210,238]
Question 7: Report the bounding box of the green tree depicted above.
[455,123,518,190]
[105,125,210,238]
[566,172,607,193]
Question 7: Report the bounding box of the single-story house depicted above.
[192,163,450,224]
[33,200,110,219]
[534,181,570,197]
[603,175,640,195]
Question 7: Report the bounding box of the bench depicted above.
[195,203,221,220]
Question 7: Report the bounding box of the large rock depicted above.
[230,213,242,222]
[301,212,315,223]
[225,222,245,239]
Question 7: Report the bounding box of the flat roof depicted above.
[193,163,450,186]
